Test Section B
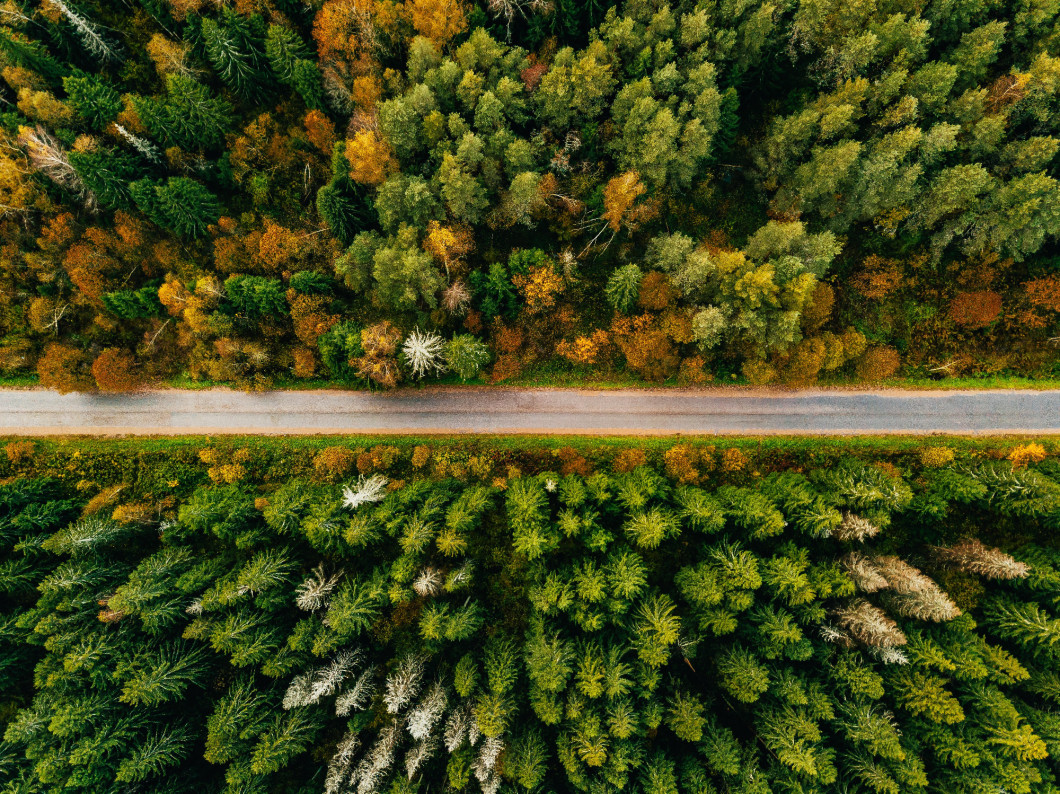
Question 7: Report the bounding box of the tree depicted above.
[62,73,120,129]
[445,335,490,380]
[202,9,273,102]
[716,646,770,703]
[265,24,323,109]
[134,75,233,151]
[605,264,643,313]
[130,177,222,238]
[402,329,447,378]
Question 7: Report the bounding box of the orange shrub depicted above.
[855,346,901,382]
[357,444,400,474]
[556,446,592,476]
[852,255,903,299]
[489,354,523,383]
[1025,276,1060,313]
[37,344,93,393]
[92,348,143,392]
[678,356,710,386]
[304,109,337,154]
[949,290,1002,328]
[493,323,524,355]
[293,347,317,378]
[5,440,35,463]
[637,271,675,311]
[557,330,610,366]
[1008,443,1047,468]
[613,448,648,472]
[513,264,564,314]
[314,445,357,480]
[664,444,700,484]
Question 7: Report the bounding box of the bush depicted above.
[855,346,901,381]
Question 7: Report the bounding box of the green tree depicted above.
[130,177,222,238]
[202,9,273,102]
[445,334,490,380]
[63,73,120,129]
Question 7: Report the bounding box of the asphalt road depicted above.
[0,387,1058,435]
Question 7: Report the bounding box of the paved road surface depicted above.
[0,388,1058,435]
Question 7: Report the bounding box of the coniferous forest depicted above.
[1,0,1060,389]
[1,437,1060,793]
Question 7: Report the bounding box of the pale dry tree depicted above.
[283,650,362,709]
[933,539,1030,580]
[114,124,161,163]
[45,0,118,61]
[472,736,505,794]
[442,280,472,315]
[336,666,377,716]
[412,567,443,598]
[872,646,910,665]
[295,564,345,611]
[841,552,890,593]
[886,588,961,623]
[407,681,447,741]
[322,65,355,114]
[343,475,389,510]
[444,703,472,752]
[402,329,448,379]
[384,654,425,714]
[185,598,204,616]
[404,736,437,779]
[445,561,474,592]
[557,248,578,280]
[468,714,482,747]
[834,511,881,542]
[353,720,402,794]
[17,125,96,208]
[325,732,361,794]
[819,622,854,648]
[487,0,554,40]
[834,600,907,649]
[871,556,935,594]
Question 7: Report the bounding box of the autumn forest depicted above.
[0,0,1059,389]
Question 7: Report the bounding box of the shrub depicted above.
[37,343,94,393]
[613,448,648,472]
[920,446,955,468]
[5,440,35,464]
[855,346,900,381]
[949,290,1003,328]
[313,446,357,480]
[1008,443,1047,468]
[637,271,675,311]
[92,348,144,392]
[445,335,491,381]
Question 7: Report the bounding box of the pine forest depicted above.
[1,436,1060,793]
[0,0,1059,389]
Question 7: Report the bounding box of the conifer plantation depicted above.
[1,0,1060,389]
[2,437,1060,793]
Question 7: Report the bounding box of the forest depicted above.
[0,0,1059,390]
[1,435,1060,793]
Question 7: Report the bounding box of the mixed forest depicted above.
[0,0,1059,389]
[1,436,1060,793]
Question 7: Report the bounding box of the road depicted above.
[0,387,1058,435]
